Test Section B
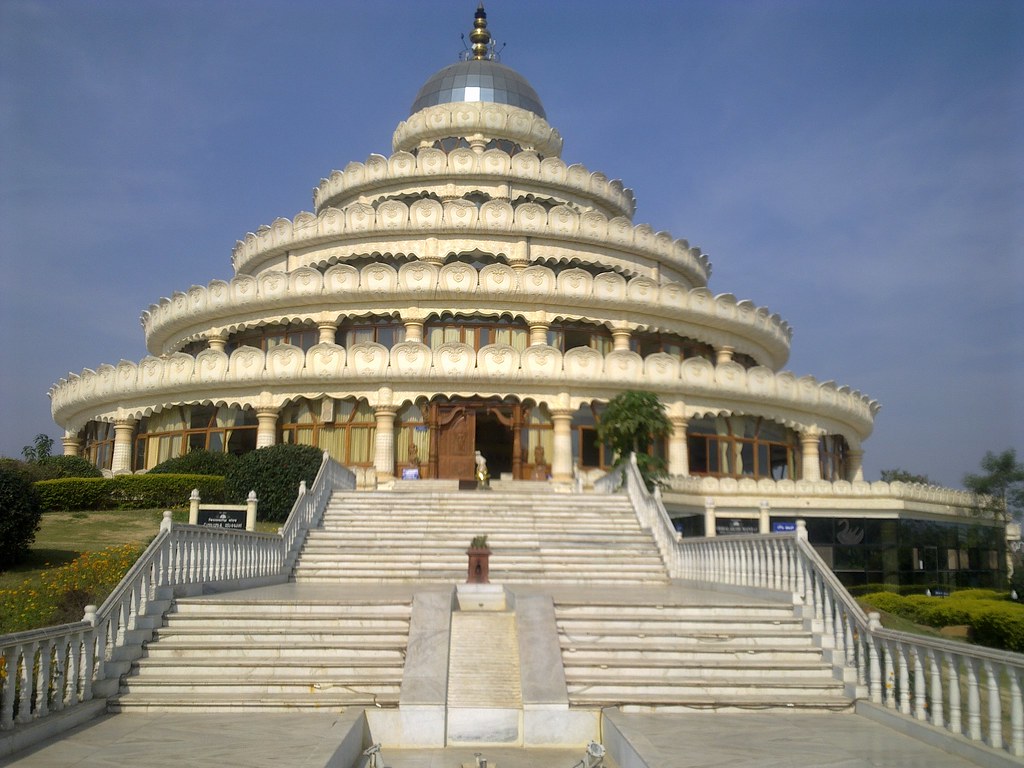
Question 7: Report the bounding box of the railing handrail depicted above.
[617,462,1024,759]
[2,454,350,739]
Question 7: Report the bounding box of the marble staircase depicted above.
[555,598,850,711]
[292,490,670,586]
[109,596,412,712]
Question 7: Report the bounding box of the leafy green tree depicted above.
[880,468,933,485]
[963,449,1024,524]
[21,433,54,463]
[596,390,671,489]
[0,462,42,568]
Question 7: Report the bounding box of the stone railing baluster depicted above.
[948,652,963,735]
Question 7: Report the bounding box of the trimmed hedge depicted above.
[225,444,323,522]
[147,450,236,477]
[36,455,103,479]
[860,590,1024,652]
[35,474,225,512]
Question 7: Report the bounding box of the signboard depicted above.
[196,507,246,530]
[716,518,759,536]
[401,468,421,480]
[772,521,797,533]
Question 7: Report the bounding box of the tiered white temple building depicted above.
[49,7,1004,589]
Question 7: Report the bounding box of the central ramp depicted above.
[447,610,523,744]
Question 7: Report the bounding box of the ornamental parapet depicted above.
[49,343,878,439]
[313,148,636,220]
[392,102,564,161]
[664,475,981,519]
[229,201,708,282]
[140,264,793,367]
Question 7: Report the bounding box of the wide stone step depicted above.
[143,642,407,660]
[561,646,826,663]
[565,678,844,698]
[558,617,804,633]
[292,573,669,586]
[119,678,402,696]
[558,630,816,648]
[555,603,797,619]
[568,692,853,711]
[130,658,403,677]
[151,628,410,643]
[109,691,399,713]
[562,660,833,680]
[162,615,410,630]
[169,600,412,616]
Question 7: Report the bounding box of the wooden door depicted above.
[437,407,476,479]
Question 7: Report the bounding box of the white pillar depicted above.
[374,407,397,479]
[529,322,549,346]
[551,409,573,482]
[207,332,228,353]
[667,414,689,477]
[317,322,337,345]
[759,501,770,534]
[847,448,864,482]
[704,497,717,538]
[610,326,632,352]
[256,407,278,448]
[62,432,81,458]
[715,345,735,365]
[111,419,136,474]
[800,430,822,482]
[404,319,424,344]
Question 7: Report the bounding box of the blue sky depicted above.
[1,0,1020,487]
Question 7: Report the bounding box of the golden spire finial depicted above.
[469,3,491,60]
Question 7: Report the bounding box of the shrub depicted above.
[36,455,103,479]
[35,475,225,511]
[147,450,237,477]
[0,463,43,568]
[860,591,906,615]
[972,604,1024,652]
[0,457,49,483]
[225,444,324,522]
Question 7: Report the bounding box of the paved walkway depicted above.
[1,709,985,768]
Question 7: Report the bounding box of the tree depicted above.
[880,468,933,485]
[963,449,1024,524]
[0,462,43,568]
[21,433,54,463]
[596,390,671,489]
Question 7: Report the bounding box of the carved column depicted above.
[715,345,735,365]
[374,406,398,479]
[800,430,822,482]
[256,407,279,449]
[62,432,82,458]
[404,317,425,344]
[610,326,632,352]
[551,408,574,482]
[207,332,228,353]
[847,448,864,482]
[111,419,137,474]
[317,322,337,345]
[704,497,717,538]
[528,321,549,347]
[667,404,689,477]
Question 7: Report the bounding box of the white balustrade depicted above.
[601,453,1024,760]
[1,453,349,735]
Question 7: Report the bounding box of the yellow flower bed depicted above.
[0,544,143,635]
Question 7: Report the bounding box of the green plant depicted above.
[595,390,671,490]
[224,444,323,522]
[0,463,43,568]
[36,455,103,479]
[34,475,225,512]
[469,535,489,550]
[147,449,237,477]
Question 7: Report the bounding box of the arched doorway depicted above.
[430,397,521,480]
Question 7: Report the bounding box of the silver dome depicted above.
[410,59,546,119]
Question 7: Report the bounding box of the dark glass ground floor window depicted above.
[82,421,115,470]
[134,405,258,470]
[687,416,798,479]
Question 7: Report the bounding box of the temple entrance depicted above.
[430,397,520,480]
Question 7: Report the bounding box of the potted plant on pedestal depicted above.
[466,535,491,583]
